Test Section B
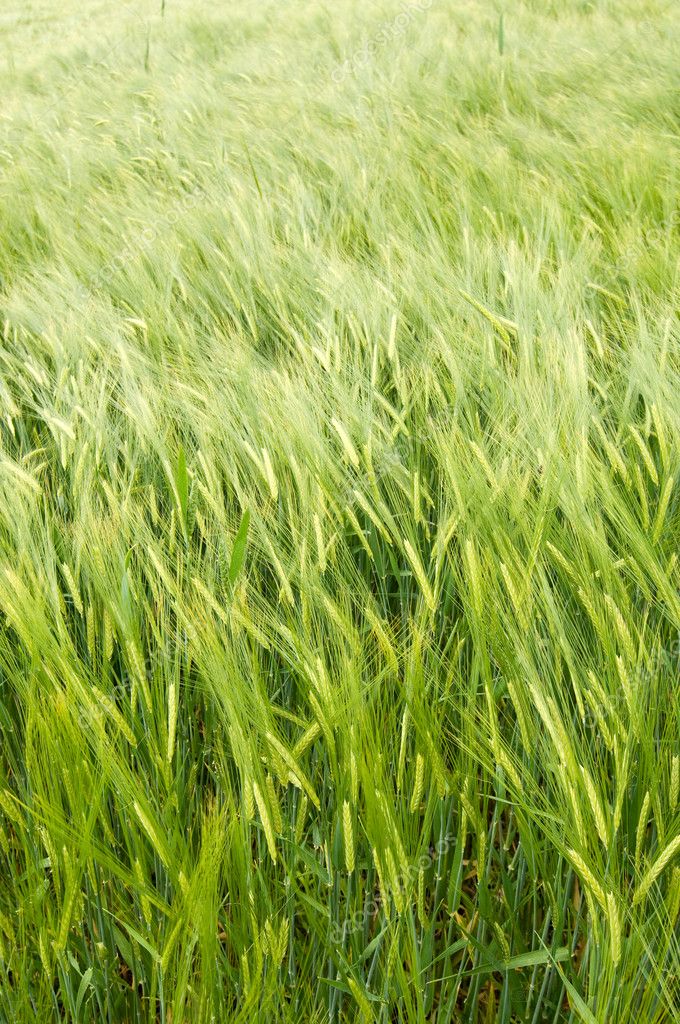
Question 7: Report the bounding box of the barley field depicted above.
[0,1,679,1021]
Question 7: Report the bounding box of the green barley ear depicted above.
[417,865,427,927]
[579,764,609,846]
[252,783,277,863]
[295,792,308,845]
[652,474,674,545]
[410,753,425,813]
[348,977,374,1023]
[403,538,436,611]
[606,892,622,965]
[666,867,680,926]
[650,403,669,472]
[134,858,152,926]
[342,800,355,874]
[349,748,358,806]
[166,681,177,763]
[634,835,680,906]
[628,424,659,484]
[635,792,651,874]
[671,755,679,811]
[264,774,283,835]
[493,921,511,961]
[567,849,607,910]
[61,563,83,617]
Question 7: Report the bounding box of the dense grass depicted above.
[1,1,679,1021]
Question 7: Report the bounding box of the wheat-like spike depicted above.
[584,686,613,748]
[546,541,579,584]
[372,847,387,904]
[505,677,532,752]
[460,788,479,831]
[628,424,659,484]
[605,595,636,664]
[348,977,374,1023]
[264,540,294,605]
[253,782,277,863]
[294,792,308,845]
[410,753,425,813]
[577,587,607,648]
[261,447,278,501]
[635,791,651,873]
[671,755,679,812]
[497,747,523,793]
[666,866,680,926]
[166,681,177,763]
[55,877,77,953]
[91,687,137,747]
[403,538,436,611]
[313,512,327,571]
[397,707,409,793]
[262,918,273,957]
[364,602,399,674]
[650,403,669,472]
[266,731,320,809]
[39,929,51,976]
[634,834,680,905]
[61,563,83,617]
[331,417,360,467]
[86,604,96,661]
[494,921,511,961]
[240,951,251,995]
[161,916,183,973]
[615,655,635,723]
[126,641,151,712]
[103,608,114,662]
[606,891,622,965]
[652,474,674,545]
[587,669,626,741]
[568,849,606,910]
[133,802,169,867]
[425,730,449,798]
[613,742,629,834]
[134,858,152,926]
[652,790,666,848]
[377,789,407,870]
[499,561,528,629]
[464,537,483,619]
[307,691,336,763]
[580,764,609,846]
[470,440,497,491]
[412,468,422,524]
[293,721,322,760]
[591,415,630,484]
[276,918,289,966]
[385,847,404,912]
[349,750,358,806]
[265,774,283,835]
[477,829,487,879]
[417,865,427,926]
[343,801,355,874]
[485,680,500,752]
[353,487,394,546]
[633,463,651,530]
